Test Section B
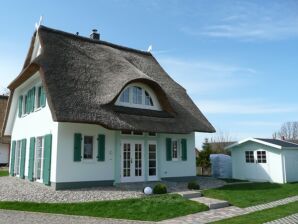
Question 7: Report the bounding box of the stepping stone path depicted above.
[177,191,230,209]
[264,213,298,224]
[163,194,298,224]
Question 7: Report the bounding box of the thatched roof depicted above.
[6,26,215,134]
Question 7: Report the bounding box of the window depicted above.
[172,140,178,160]
[148,132,156,137]
[37,86,42,108]
[34,137,44,180]
[148,144,157,176]
[245,151,254,163]
[145,91,153,106]
[120,88,130,103]
[120,130,143,136]
[14,141,22,175]
[117,84,161,110]
[121,130,132,135]
[257,151,267,163]
[132,86,142,104]
[83,136,93,159]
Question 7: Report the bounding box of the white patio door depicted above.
[121,141,144,182]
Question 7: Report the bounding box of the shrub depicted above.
[188,180,200,190]
[153,183,167,194]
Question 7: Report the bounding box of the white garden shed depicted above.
[226,138,298,184]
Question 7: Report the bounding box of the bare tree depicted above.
[209,130,235,154]
[0,86,10,96]
[275,121,298,140]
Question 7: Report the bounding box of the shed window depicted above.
[257,151,266,163]
[245,151,254,163]
[83,136,93,159]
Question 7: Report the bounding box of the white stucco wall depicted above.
[159,132,196,178]
[9,72,58,181]
[230,141,284,183]
[0,143,9,164]
[283,149,298,182]
[55,122,115,183]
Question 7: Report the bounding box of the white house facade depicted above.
[3,26,214,189]
[226,138,298,184]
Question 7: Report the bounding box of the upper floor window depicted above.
[116,83,161,110]
[18,85,46,118]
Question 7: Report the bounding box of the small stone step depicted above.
[177,191,202,199]
[191,197,230,209]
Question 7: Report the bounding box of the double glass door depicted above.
[121,141,144,182]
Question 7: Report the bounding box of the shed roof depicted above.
[4,25,215,134]
[225,137,298,150]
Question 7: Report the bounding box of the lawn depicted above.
[212,201,298,224]
[0,194,208,221]
[0,170,8,177]
[203,182,298,207]
[219,178,248,183]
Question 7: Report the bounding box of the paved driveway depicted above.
[0,209,151,224]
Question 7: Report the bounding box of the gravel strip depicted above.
[0,176,225,203]
[0,177,142,203]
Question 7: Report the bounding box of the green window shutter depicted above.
[19,139,27,179]
[166,138,172,161]
[43,134,52,186]
[40,86,46,108]
[25,95,28,114]
[31,87,35,112]
[28,137,35,181]
[18,96,23,117]
[97,134,105,161]
[74,133,82,161]
[9,141,16,176]
[181,139,187,161]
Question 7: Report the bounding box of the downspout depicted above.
[280,148,287,184]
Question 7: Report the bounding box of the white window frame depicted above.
[148,140,158,181]
[172,139,180,161]
[34,136,44,183]
[245,151,254,163]
[116,82,161,111]
[257,150,267,163]
[82,135,95,161]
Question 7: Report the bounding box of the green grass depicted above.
[0,170,8,177]
[203,182,298,207]
[212,201,298,224]
[0,194,208,221]
[219,178,248,183]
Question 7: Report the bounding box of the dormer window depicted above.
[116,83,161,110]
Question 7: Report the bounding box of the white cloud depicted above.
[181,1,298,41]
[197,99,298,114]
[158,57,256,94]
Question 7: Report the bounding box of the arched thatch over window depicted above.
[115,82,161,111]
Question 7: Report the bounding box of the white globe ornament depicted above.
[143,186,153,195]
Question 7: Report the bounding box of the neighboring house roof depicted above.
[4,26,215,134]
[0,95,10,144]
[225,137,298,150]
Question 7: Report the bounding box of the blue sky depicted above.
[1,0,298,147]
